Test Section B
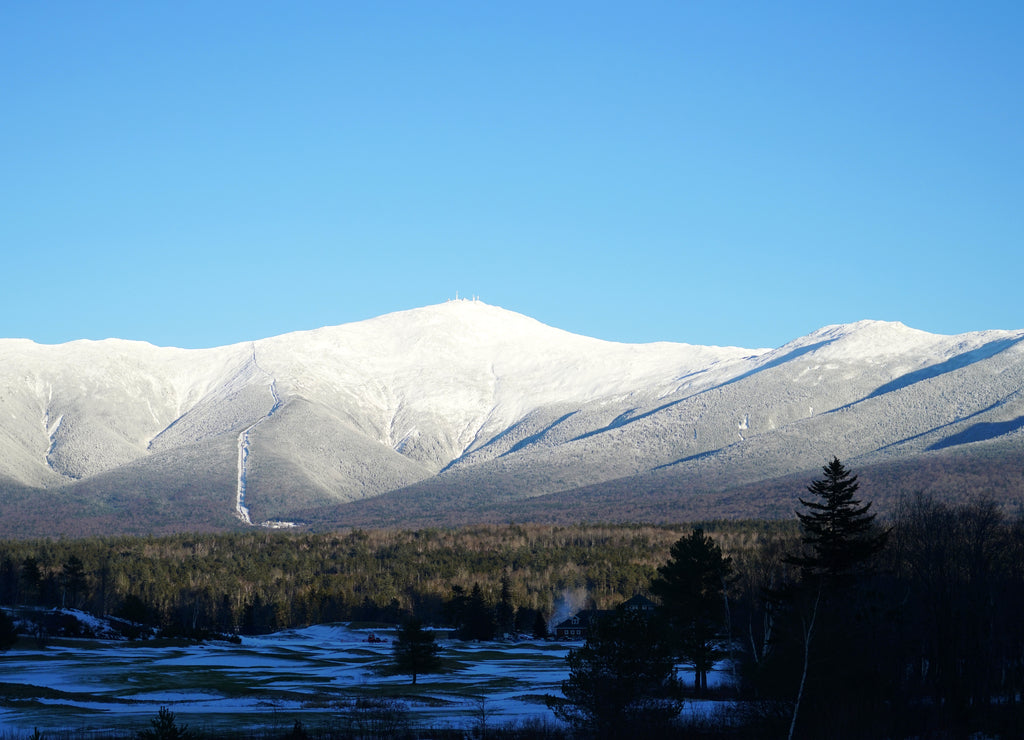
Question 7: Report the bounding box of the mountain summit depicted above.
[2,301,1023,536]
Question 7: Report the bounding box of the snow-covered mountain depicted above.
[2,300,1023,535]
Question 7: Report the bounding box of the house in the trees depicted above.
[552,594,658,640]
[619,593,657,615]
[553,609,605,640]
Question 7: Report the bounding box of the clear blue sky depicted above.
[2,2,1021,350]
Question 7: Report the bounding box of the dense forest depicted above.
[2,472,1024,738]
[0,521,795,637]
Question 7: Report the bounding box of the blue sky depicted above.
[2,2,1021,350]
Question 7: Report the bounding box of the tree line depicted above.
[0,522,790,638]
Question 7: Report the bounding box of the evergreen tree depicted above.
[0,609,17,651]
[495,575,516,638]
[460,583,496,640]
[650,527,733,692]
[21,556,42,606]
[779,458,891,739]
[137,706,193,740]
[443,584,468,629]
[0,557,18,604]
[392,618,442,685]
[61,555,87,609]
[117,594,152,625]
[789,457,888,583]
[548,606,683,738]
[531,610,549,640]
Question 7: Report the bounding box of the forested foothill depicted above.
[0,524,716,639]
[1,460,1024,738]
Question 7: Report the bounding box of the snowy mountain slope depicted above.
[0,338,247,486]
[1,300,1022,535]
[251,301,755,469]
[406,320,1024,503]
[316,323,1024,527]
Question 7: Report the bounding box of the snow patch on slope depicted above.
[235,351,286,526]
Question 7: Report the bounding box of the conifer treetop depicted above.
[791,457,888,580]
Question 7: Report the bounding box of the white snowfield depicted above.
[1,300,1023,529]
[0,617,736,734]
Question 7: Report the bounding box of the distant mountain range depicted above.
[2,300,1023,537]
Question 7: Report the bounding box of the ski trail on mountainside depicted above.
[235,351,283,525]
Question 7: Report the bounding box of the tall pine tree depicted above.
[650,527,733,693]
[789,457,888,583]
[782,458,890,739]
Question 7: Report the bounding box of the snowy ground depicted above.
[0,624,566,735]
[0,622,733,736]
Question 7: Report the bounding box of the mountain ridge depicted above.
[2,300,1022,537]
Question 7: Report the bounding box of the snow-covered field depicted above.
[0,623,575,735]
[0,622,734,736]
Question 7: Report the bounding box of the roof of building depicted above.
[552,594,657,632]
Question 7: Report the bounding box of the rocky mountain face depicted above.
[2,300,1023,536]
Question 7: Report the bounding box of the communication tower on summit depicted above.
[447,291,481,303]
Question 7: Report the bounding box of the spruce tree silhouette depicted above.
[789,457,888,583]
[783,458,890,739]
[651,527,733,692]
[392,618,441,685]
